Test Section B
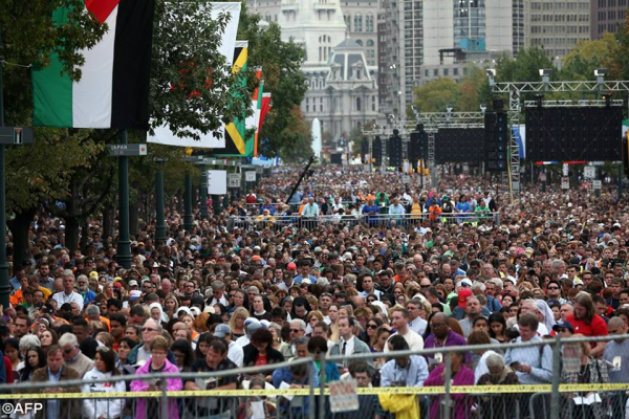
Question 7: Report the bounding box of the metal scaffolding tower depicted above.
[487,68,629,202]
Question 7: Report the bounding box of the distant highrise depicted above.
[248,0,382,140]
[591,0,628,39]
[524,0,592,58]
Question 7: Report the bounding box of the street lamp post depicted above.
[116,130,132,269]
[154,158,166,244]
[183,172,194,232]
[199,164,208,219]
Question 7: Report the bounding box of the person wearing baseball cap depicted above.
[214,324,243,367]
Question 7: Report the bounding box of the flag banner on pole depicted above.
[147,2,241,148]
[214,41,249,156]
[32,0,155,130]
[249,77,264,157]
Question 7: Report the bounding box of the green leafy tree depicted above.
[1,1,107,265]
[149,1,250,140]
[277,107,312,163]
[412,78,460,112]
[561,33,618,81]
[236,9,307,158]
[608,15,629,80]
[495,47,555,83]
[1,0,105,124]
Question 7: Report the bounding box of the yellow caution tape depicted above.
[3,383,628,400]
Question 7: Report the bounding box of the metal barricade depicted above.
[229,212,500,233]
[3,335,629,419]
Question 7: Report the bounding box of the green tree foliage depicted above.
[236,6,308,157]
[412,77,460,113]
[494,47,555,83]
[561,33,618,81]
[149,0,250,140]
[608,15,629,80]
[277,107,313,163]
[1,0,105,125]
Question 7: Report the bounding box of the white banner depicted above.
[147,3,241,149]
[207,170,227,195]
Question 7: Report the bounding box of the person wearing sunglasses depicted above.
[126,319,175,367]
[58,332,93,378]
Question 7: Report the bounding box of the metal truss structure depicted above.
[523,99,624,108]
[489,73,629,202]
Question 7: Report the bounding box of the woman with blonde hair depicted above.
[305,310,324,335]
[228,307,250,339]
[163,294,179,318]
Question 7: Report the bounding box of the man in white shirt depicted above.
[406,298,428,336]
[52,270,84,311]
[385,307,424,352]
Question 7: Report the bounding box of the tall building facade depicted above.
[379,0,515,121]
[302,40,380,139]
[342,0,380,66]
[248,0,382,140]
[524,0,592,58]
[591,0,628,39]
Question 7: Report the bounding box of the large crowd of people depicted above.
[2,166,629,419]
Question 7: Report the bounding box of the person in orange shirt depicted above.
[428,202,442,222]
[86,304,111,332]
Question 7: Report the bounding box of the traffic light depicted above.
[373,136,382,166]
[485,111,508,171]
[388,129,403,168]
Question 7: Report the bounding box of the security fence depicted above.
[227,212,500,233]
[1,335,627,419]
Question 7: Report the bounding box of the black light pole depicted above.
[199,164,208,219]
[183,172,194,232]
[0,36,9,307]
[116,130,132,269]
[154,158,166,244]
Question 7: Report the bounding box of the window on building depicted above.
[344,14,351,30]
[356,97,362,111]
[354,13,363,32]
[366,14,374,32]
[356,39,363,46]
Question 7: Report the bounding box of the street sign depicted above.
[584,166,596,179]
[227,173,241,188]
[592,180,602,190]
[108,144,147,156]
[540,173,547,182]
[245,171,256,182]
[402,174,410,184]
[561,177,570,190]
[562,163,569,176]
[0,127,33,145]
